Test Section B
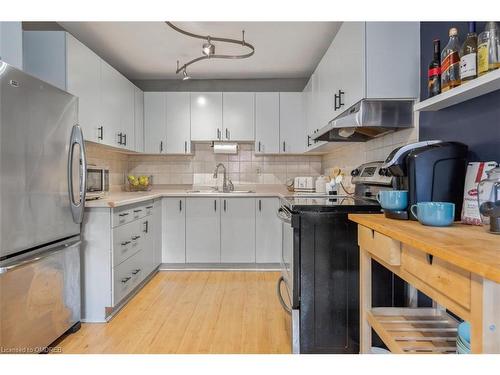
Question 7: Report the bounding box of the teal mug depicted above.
[376,190,408,211]
[410,202,455,227]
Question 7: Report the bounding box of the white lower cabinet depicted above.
[255,198,282,263]
[162,197,186,263]
[185,198,221,263]
[167,196,281,265]
[220,198,256,263]
[81,200,160,322]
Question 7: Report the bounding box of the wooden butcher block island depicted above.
[349,214,500,354]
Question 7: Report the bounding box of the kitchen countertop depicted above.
[85,185,291,208]
[349,214,500,283]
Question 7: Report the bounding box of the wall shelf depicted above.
[367,307,459,354]
[414,69,500,112]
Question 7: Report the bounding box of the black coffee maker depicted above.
[380,140,468,220]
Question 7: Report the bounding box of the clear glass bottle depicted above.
[441,28,461,92]
[460,22,478,81]
[478,22,500,76]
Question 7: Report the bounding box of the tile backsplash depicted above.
[321,125,419,189]
[85,121,418,191]
[86,142,322,189]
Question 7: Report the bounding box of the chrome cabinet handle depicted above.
[132,269,141,275]
[184,141,187,153]
[283,141,286,152]
[117,132,123,145]
[143,220,149,233]
[258,141,261,152]
[133,209,142,213]
[276,276,292,315]
[121,276,131,284]
[223,199,226,212]
[160,141,163,153]
[68,124,87,224]
[145,205,153,209]
[225,128,229,140]
[217,128,221,140]
[119,213,129,217]
[214,199,217,211]
[98,126,103,140]
[179,200,182,211]
[121,241,131,246]
[131,235,141,240]
[276,207,292,224]
[259,199,262,212]
[123,133,127,146]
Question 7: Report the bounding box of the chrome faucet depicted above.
[213,163,234,193]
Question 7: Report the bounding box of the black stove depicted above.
[276,162,406,354]
[280,194,380,212]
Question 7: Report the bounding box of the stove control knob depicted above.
[351,168,360,177]
[378,168,386,176]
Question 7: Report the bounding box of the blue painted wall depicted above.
[419,22,500,162]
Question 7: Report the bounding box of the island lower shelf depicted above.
[368,307,459,354]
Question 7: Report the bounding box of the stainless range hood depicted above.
[312,99,414,142]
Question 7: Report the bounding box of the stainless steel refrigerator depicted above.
[0,62,86,353]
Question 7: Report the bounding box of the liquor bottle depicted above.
[478,22,500,76]
[441,28,461,92]
[428,39,441,97]
[460,22,478,82]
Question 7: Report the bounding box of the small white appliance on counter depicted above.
[294,177,314,192]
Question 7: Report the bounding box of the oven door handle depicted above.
[276,276,292,315]
[276,207,292,224]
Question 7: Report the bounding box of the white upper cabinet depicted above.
[0,22,23,70]
[134,86,144,153]
[100,60,124,148]
[144,92,166,154]
[190,92,223,141]
[166,92,191,154]
[222,92,254,141]
[66,34,102,143]
[279,92,306,154]
[255,92,280,154]
[311,22,419,131]
[23,30,141,151]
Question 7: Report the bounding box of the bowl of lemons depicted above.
[127,175,153,192]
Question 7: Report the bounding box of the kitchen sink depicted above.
[186,189,255,194]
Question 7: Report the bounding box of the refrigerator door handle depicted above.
[68,124,87,224]
[0,240,82,275]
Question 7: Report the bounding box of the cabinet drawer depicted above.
[401,245,471,310]
[113,249,145,306]
[358,225,401,266]
[112,200,153,227]
[113,220,144,266]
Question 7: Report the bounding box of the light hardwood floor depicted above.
[57,271,291,354]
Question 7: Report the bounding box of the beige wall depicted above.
[86,142,322,189]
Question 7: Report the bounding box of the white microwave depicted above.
[86,166,109,200]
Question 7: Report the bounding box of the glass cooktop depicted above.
[281,195,380,212]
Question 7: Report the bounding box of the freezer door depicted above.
[0,63,83,258]
[0,237,81,353]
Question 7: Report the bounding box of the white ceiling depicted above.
[58,22,341,80]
